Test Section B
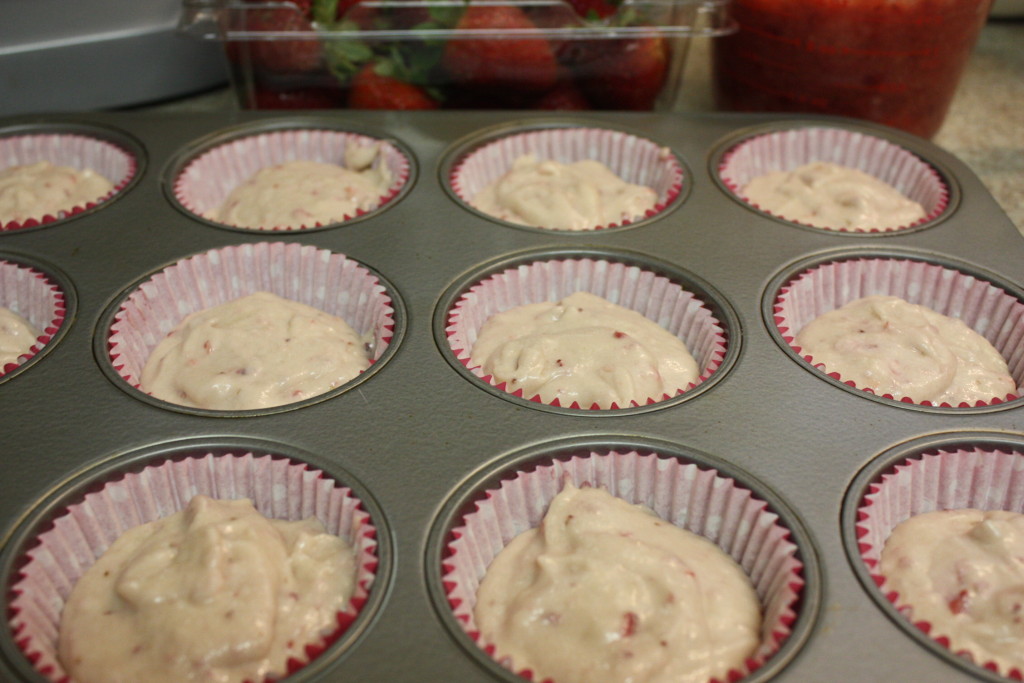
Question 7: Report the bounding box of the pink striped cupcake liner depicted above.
[718,126,950,233]
[0,132,137,231]
[440,447,808,683]
[444,256,729,410]
[0,258,68,378]
[772,255,1024,408]
[105,241,397,411]
[449,126,684,231]
[173,127,410,231]
[853,443,1024,679]
[6,450,380,683]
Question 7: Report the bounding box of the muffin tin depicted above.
[0,109,1022,683]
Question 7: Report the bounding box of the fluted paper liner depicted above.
[441,449,805,682]
[106,241,396,408]
[0,133,136,231]
[718,126,949,233]
[772,257,1024,407]
[449,127,683,231]
[7,451,379,683]
[0,259,67,377]
[174,128,410,231]
[855,446,1024,678]
[445,257,728,410]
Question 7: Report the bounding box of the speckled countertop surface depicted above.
[139,19,1023,235]
[932,21,1023,235]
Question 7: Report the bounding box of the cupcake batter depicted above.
[0,161,114,224]
[475,482,762,683]
[469,291,699,409]
[0,306,39,367]
[470,154,658,231]
[795,295,1016,405]
[742,161,927,231]
[209,144,392,229]
[58,495,356,683]
[881,509,1024,674]
[141,291,371,410]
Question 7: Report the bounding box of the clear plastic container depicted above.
[179,0,733,110]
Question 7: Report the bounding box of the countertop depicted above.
[132,18,1023,235]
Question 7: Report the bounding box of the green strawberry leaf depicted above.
[312,0,339,26]
[324,30,375,82]
[427,3,464,27]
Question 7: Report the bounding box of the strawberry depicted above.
[325,0,378,28]
[535,83,590,110]
[348,64,440,109]
[564,35,667,110]
[441,6,558,93]
[246,4,324,73]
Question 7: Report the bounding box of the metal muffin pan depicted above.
[0,121,146,233]
[161,118,418,235]
[439,121,691,235]
[0,436,392,683]
[0,109,1021,682]
[842,431,1024,683]
[433,246,741,415]
[425,435,821,683]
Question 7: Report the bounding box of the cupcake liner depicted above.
[441,449,805,682]
[449,127,683,231]
[106,241,396,409]
[772,257,1024,407]
[445,257,728,410]
[6,451,380,683]
[717,126,949,233]
[855,446,1024,678]
[0,133,137,231]
[0,259,67,377]
[173,128,410,231]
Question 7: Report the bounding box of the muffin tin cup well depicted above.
[167,118,414,233]
[0,254,75,384]
[843,432,1024,682]
[764,248,1024,412]
[0,123,142,232]
[426,437,820,683]
[436,247,739,414]
[97,241,405,416]
[712,122,955,235]
[442,121,687,233]
[0,437,391,683]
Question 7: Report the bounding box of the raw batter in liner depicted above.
[141,291,371,410]
[475,482,762,683]
[880,509,1024,675]
[795,295,1017,404]
[0,161,114,224]
[0,306,39,367]
[58,495,356,683]
[742,161,927,231]
[470,154,659,231]
[207,143,391,230]
[469,291,699,409]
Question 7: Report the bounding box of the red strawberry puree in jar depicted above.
[712,0,993,138]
